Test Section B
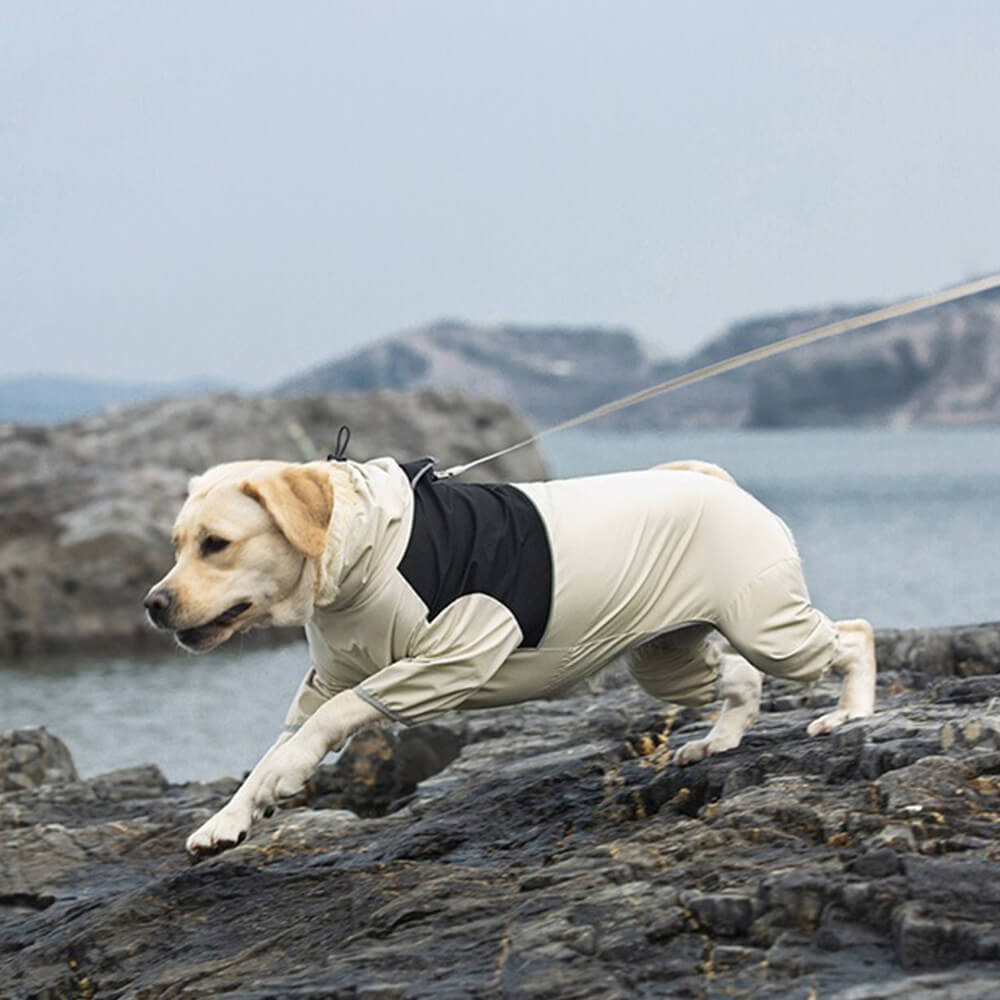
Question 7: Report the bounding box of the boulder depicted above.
[0,727,77,793]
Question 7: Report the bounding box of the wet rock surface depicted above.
[3,623,1000,998]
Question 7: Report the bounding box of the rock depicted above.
[892,901,985,971]
[846,846,902,878]
[940,714,1000,752]
[685,891,755,937]
[275,321,658,429]
[875,622,1000,686]
[874,756,975,813]
[0,727,77,792]
[287,722,465,817]
[0,391,547,656]
[834,973,1000,999]
[2,622,1000,997]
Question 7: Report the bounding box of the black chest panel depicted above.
[396,459,553,648]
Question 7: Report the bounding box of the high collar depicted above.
[314,458,414,610]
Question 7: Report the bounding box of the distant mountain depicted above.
[0,375,236,424]
[274,321,654,427]
[274,287,1000,429]
[13,281,1000,430]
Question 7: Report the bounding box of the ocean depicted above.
[3,427,999,780]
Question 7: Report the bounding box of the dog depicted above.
[145,455,877,856]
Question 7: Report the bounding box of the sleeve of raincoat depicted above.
[284,665,355,730]
[353,594,524,725]
[283,621,360,730]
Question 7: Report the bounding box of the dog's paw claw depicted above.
[186,807,253,856]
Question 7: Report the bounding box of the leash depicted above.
[437,272,1000,480]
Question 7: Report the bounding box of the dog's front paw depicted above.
[186,804,253,857]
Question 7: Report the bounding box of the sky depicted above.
[3,1,999,388]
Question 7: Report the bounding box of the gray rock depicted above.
[0,390,547,656]
[940,714,1000,752]
[831,974,1000,1000]
[685,891,755,937]
[0,727,77,792]
[876,622,1000,685]
[2,622,1000,997]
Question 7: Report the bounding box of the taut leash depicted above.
[438,272,1000,480]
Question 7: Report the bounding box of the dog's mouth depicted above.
[176,601,252,650]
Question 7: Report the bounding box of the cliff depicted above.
[274,288,1000,429]
[0,391,546,657]
[3,623,1000,997]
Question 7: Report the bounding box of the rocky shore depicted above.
[0,391,546,657]
[3,622,1000,997]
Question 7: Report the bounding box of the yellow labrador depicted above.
[146,457,876,856]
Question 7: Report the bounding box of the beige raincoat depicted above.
[286,458,837,727]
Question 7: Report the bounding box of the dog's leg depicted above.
[807,618,877,737]
[186,688,380,855]
[674,653,762,765]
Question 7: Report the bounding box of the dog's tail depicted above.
[653,459,736,484]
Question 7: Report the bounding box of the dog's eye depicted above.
[200,535,231,557]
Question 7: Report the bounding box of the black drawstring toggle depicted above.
[328,425,351,462]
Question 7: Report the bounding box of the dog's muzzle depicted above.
[175,601,254,650]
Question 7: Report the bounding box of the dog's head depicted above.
[144,460,334,652]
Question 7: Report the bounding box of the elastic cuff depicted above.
[354,687,415,726]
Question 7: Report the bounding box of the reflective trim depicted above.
[354,686,415,726]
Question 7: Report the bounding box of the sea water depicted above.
[2,427,998,780]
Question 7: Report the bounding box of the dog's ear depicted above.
[241,466,334,559]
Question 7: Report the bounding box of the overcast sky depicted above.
[3,1,999,388]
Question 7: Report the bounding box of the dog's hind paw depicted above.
[808,619,877,738]
[806,708,851,737]
[186,804,253,856]
[674,655,761,766]
[674,732,741,766]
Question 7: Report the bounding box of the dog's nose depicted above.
[144,589,173,628]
